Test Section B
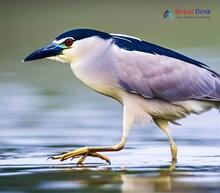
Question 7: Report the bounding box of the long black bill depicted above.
[23,43,63,62]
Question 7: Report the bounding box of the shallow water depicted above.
[1,73,220,193]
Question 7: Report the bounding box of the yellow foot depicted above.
[49,147,111,165]
[168,158,177,171]
[171,144,178,163]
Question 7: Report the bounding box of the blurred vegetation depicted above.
[1,0,219,52]
[0,0,219,90]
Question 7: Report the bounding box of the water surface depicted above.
[0,71,220,192]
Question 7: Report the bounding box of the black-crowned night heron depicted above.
[24,28,220,165]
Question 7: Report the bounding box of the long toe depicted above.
[89,152,111,165]
[48,147,111,165]
[49,147,88,161]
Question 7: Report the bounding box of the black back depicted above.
[56,28,210,70]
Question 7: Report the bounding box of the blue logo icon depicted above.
[163,10,173,19]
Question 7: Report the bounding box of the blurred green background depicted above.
[0,0,220,90]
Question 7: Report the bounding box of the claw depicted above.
[47,156,53,160]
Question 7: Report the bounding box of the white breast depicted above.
[70,37,119,98]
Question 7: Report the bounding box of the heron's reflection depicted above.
[67,164,173,193]
[121,169,172,193]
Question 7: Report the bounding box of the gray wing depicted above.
[115,49,220,101]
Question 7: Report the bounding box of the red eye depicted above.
[64,38,74,47]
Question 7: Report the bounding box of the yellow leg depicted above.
[49,136,126,165]
[154,119,178,165]
[50,103,134,165]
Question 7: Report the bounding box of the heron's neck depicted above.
[71,52,119,99]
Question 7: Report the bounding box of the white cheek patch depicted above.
[62,47,78,63]
[47,56,68,63]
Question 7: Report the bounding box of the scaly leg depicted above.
[49,103,134,165]
[154,119,178,164]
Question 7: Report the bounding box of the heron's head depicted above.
[24,29,112,64]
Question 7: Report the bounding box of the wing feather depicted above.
[114,47,220,101]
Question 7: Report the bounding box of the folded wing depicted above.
[114,45,220,101]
